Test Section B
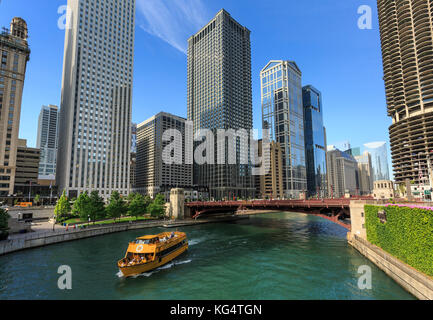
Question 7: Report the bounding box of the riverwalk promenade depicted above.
[0,215,247,256]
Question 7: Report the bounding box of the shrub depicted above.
[365,205,433,277]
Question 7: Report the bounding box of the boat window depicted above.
[135,239,150,244]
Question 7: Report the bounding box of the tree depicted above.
[0,208,10,240]
[34,194,41,206]
[73,192,91,220]
[127,193,147,220]
[106,191,127,221]
[148,194,166,218]
[54,190,71,222]
[89,191,106,222]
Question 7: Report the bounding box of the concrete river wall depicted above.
[0,216,246,256]
[349,234,433,300]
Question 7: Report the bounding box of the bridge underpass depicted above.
[186,199,356,230]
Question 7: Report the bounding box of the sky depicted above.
[0,0,392,175]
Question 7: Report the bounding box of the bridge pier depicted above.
[167,188,185,220]
[348,200,370,241]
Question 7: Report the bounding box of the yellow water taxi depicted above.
[117,231,188,277]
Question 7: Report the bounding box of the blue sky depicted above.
[0,0,391,173]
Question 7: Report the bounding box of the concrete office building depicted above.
[327,146,358,198]
[0,18,30,197]
[57,0,135,198]
[36,105,59,182]
[187,9,254,200]
[261,60,307,199]
[355,151,374,196]
[135,112,193,199]
[377,0,433,184]
[255,140,284,199]
[14,139,40,196]
[303,85,327,198]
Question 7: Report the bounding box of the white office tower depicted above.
[36,105,59,180]
[57,0,135,198]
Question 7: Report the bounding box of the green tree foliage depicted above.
[365,205,433,277]
[73,192,91,220]
[34,194,41,206]
[148,194,166,218]
[106,191,127,221]
[54,190,71,222]
[127,193,148,220]
[0,208,10,237]
[89,191,106,221]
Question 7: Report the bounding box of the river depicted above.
[0,212,415,300]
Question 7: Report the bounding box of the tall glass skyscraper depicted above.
[364,141,390,182]
[261,61,306,198]
[303,85,327,198]
[187,9,254,200]
[57,0,135,198]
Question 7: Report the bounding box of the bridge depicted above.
[184,199,366,230]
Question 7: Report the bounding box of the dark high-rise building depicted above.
[135,112,193,198]
[377,0,433,184]
[303,85,327,198]
[187,9,254,200]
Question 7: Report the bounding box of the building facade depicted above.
[363,141,390,182]
[135,112,193,199]
[0,18,30,197]
[187,9,254,200]
[57,0,135,199]
[355,151,374,196]
[373,180,395,200]
[303,85,327,198]
[130,123,136,191]
[261,60,306,199]
[255,140,284,199]
[36,105,59,181]
[327,146,358,198]
[14,139,40,196]
[377,0,433,184]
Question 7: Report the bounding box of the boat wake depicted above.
[116,259,192,279]
[188,238,204,246]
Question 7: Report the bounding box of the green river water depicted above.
[0,212,415,300]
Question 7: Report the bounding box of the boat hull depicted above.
[119,243,188,278]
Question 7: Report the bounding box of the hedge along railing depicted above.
[365,205,433,277]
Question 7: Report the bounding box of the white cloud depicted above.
[137,0,209,54]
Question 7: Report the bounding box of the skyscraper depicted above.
[326,146,358,198]
[377,0,433,184]
[57,0,135,198]
[303,85,327,198]
[355,151,374,196]
[0,18,30,197]
[187,9,254,200]
[363,141,390,181]
[36,105,59,180]
[261,60,306,198]
[135,112,193,199]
